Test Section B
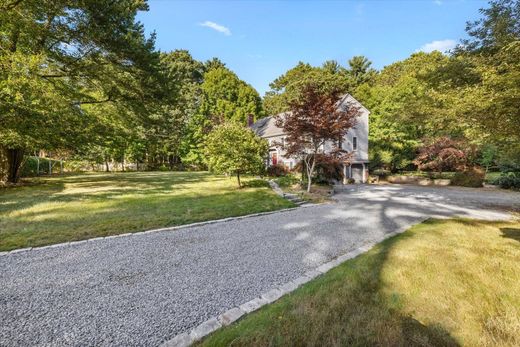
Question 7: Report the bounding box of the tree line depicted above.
[1,0,518,187]
[0,0,263,183]
[263,0,520,179]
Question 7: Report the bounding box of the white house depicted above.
[250,94,370,183]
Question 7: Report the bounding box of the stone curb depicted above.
[158,218,430,347]
[0,204,320,257]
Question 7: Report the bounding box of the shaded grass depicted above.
[200,218,520,347]
[0,172,293,251]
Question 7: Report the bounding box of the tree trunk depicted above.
[236,171,241,188]
[105,159,110,172]
[7,148,24,183]
[305,156,316,193]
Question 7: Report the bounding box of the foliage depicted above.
[278,83,359,192]
[266,164,288,177]
[493,172,520,190]
[0,0,160,182]
[450,167,485,187]
[263,56,375,116]
[204,123,268,187]
[413,137,476,173]
[19,156,62,177]
[314,160,343,184]
[182,66,264,167]
[274,174,300,188]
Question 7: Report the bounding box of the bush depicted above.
[274,175,300,188]
[267,164,288,177]
[451,168,485,188]
[493,172,520,190]
[315,161,342,184]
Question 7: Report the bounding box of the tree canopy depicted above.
[204,123,268,188]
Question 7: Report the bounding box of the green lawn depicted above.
[0,172,293,251]
[200,218,520,347]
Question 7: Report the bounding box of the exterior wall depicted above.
[265,135,299,169]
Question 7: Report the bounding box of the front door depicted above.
[270,151,278,166]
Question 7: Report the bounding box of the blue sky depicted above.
[137,0,488,95]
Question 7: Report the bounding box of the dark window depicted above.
[353,136,358,150]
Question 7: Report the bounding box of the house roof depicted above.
[251,93,368,138]
[250,113,287,138]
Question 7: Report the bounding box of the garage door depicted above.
[351,164,363,183]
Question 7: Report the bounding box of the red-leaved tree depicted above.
[413,136,476,173]
[276,84,360,192]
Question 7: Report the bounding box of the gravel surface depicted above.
[1,185,517,347]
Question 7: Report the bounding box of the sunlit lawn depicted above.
[0,172,293,251]
[200,218,520,347]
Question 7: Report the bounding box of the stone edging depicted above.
[0,204,318,257]
[159,217,430,347]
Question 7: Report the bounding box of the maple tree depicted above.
[413,137,476,173]
[276,83,360,192]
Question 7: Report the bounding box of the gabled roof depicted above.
[251,93,368,138]
[250,113,287,138]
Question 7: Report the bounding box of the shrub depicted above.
[451,168,485,187]
[315,161,342,184]
[267,164,288,177]
[494,172,520,190]
[274,175,300,188]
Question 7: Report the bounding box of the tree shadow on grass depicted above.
[200,221,461,347]
[500,227,520,242]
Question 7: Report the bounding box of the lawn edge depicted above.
[159,216,431,347]
[0,203,319,256]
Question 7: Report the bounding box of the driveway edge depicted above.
[0,204,319,257]
[159,217,430,347]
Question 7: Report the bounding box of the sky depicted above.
[137,0,489,96]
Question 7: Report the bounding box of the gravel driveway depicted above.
[1,185,518,346]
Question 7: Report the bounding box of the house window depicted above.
[353,136,358,151]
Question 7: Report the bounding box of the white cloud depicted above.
[433,0,443,5]
[417,39,457,53]
[199,21,231,36]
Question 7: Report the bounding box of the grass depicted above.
[0,172,293,251]
[273,174,333,204]
[200,218,520,347]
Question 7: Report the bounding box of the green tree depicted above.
[0,0,159,182]
[347,55,376,87]
[263,61,350,115]
[182,66,263,167]
[143,50,204,169]
[205,123,268,188]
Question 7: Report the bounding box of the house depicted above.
[250,94,370,183]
